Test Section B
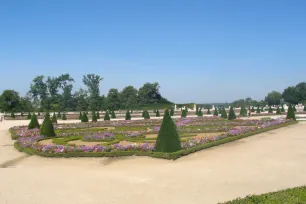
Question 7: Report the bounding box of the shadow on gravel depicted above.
[100,156,135,166]
[0,155,32,168]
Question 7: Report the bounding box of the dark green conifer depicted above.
[51,113,57,123]
[228,106,236,120]
[156,110,160,117]
[62,112,67,120]
[268,106,273,113]
[11,111,15,119]
[28,114,40,129]
[276,106,281,115]
[221,107,227,119]
[170,108,174,116]
[125,110,131,120]
[251,106,255,112]
[155,109,181,153]
[27,112,32,120]
[293,105,297,112]
[281,105,285,112]
[286,104,296,121]
[207,109,211,114]
[79,112,82,120]
[92,111,97,122]
[198,109,203,117]
[96,112,100,119]
[303,105,306,112]
[256,106,260,114]
[181,109,187,118]
[111,111,116,119]
[104,111,110,121]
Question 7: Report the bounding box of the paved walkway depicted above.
[1,120,306,204]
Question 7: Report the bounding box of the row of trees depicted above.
[0,74,171,113]
[231,82,306,108]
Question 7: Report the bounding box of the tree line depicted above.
[231,82,306,108]
[0,73,171,113]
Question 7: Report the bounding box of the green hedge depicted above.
[13,121,297,160]
[220,186,306,203]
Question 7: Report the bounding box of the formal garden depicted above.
[9,105,298,160]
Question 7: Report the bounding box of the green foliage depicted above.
[251,106,255,112]
[256,106,260,113]
[170,108,174,116]
[27,112,32,120]
[103,111,110,121]
[181,109,187,118]
[79,112,82,120]
[41,119,56,137]
[111,111,116,118]
[92,111,97,122]
[11,111,15,118]
[81,112,88,122]
[21,112,24,116]
[268,106,273,113]
[213,108,218,116]
[207,109,211,114]
[0,90,21,112]
[61,112,67,120]
[57,112,61,118]
[51,113,57,123]
[221,186,306,204]
[276,106,281,114]
[125,110,131,120]
[261,106,264,112]
[156,110,160,117]
[281,105,285,112]
[304,105,306,112]
[239,105,247,117]
[155,109,181,153]
[96,112,100,119]
[38,112,41,116]
[197,108,203,116]
[265,91,282,106]
[221,107,227,119]
[28,114,40,129]
[286,104,296,121]
[228,106,236,120]
[293,105,297,112]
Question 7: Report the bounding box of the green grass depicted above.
[220,186,306,204]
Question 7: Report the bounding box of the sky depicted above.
[0,0,305,103]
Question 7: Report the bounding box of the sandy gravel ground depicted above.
[1,119,306,204]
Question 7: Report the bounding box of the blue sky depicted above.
[0,0,305,103]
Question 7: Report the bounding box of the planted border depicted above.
[13,121,297,160]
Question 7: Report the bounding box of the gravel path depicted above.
[1,120,306,204]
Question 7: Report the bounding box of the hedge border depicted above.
[13,121,297,160]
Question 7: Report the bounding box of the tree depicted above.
[62,112,67,120]
[181,109,187,118]
[239,105,247,117]
[0,90,20,112]
[256,106,260,114]
[81,112,88,123]
[156,110,160,117]
[221,107,227,119]
[144,110,150,119]
[41,119,56,137]
[104,111,110,121]
[92,111,97,122]
[265,91,282,106]
[11,111,15,118]
[52,113,57,123]
[57,112,61,118]
[111,111,116,119]
[276,107,281,115]
[138,82,171,105]
[96,112,100,119]
[155,109,181,153]
[107,88,121,110]
[228,106,236,120]
[251,106,255,112]
[213,108,218,116]
[170,108,174,116]
[207,109,211,114]
[268,106,273,113]
[79,112,82,120]
[198,108,203,116]
[82,74,103,111]
[286,104,296,121]
[304,105,306,112]
[125,110,131,120]
[27,112,32,120]
[281,104,285,112]
[120,86,138,109]
[293,105,297,112]
[28,114,40,129]
[142,110,146,118]
[282,86,299,105]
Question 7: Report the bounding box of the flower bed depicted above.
[83,132,115,141]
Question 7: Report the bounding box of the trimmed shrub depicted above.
[221,107,227,119]
[57,112,61,118]
[11,111,15,118]
[61,112,67,120]
[228,106,236,120]
[268,106,273,113]
[81,112,88,122]
[104,111,110,121]
[143,110,150,119]
[111,111,116,119]
[28,114,40,129]
[276,106,281,115]
[42,119,56,137]
[170,108,174,116]
[92,111,97,122]
[155,109,181,153]
[251,106,255,112]
[286,104,296,121]
[198,109,203,116]
[256,106,260,113]
[261,106,264,112]
[156,110,160,117]
[51,113,57,123]
[96,112,100,119]
[142,110,145,117]
[281,105,285,112]
[40,112,50,135]
[293,105,297,112]
[239,105,247,117]
[213,108,218,116]
[125,110,131,120]
[207,109,211,114]
[304,105,306,112]
[27,112,31,120]
[195,107,199,116]
[79,112,82,120]
[181,109,187,118]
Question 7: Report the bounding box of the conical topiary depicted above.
[240,105,247,117]
[221,107,227,119]
[228,106,236,120]
[27,112,32,120]
[28,114,40,129]
[42,119,56,137]
[261,106,264,112]
[144,111,150,119]
[268,106,273,113]
[281,105,285,112]
[104,111,110,121]
[142,110,145,118]
[91,111,97,122]
[111,111,116,119]
[52,113,57,123]
[251,106,255,112]
[181,109,187,118]
[303,105,306,112]
[276,106,281,115]
[198,108,203,117]
[195,107,199,116]
[96,112,100,119]
[170,108,174,116]
[155,109,181,153]
[81,112,88,122]
[79,112,82,120]
[62,112,67,120]
[213,108,218,116]
[156,110,160,117]
[293,105,297,112]
[207,109,211,114]
[125,110,131,120]
[286,104,296,121]
[57,112,61,118]
[40,112,50,135]
[256,106,260,114]
[11,111,15,119]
